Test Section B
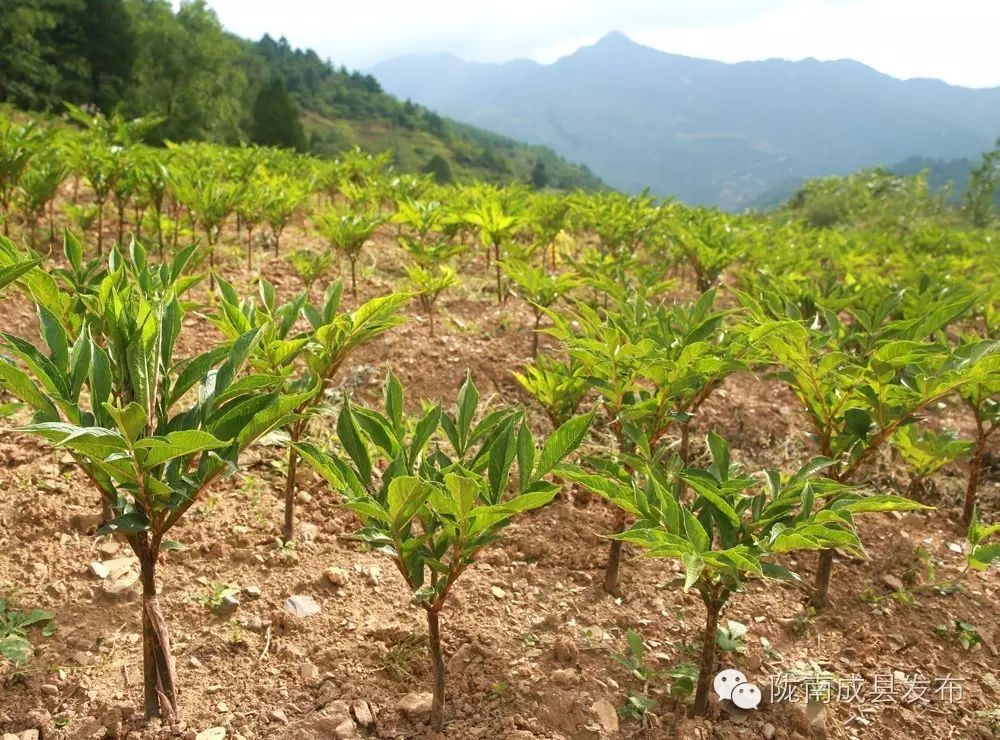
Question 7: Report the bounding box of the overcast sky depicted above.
[185,0,1000,88]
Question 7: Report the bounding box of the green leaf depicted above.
[0,634,32,665]
[516,423,535,492]
[456,371,479,452]
[535,409,594,479]
[236,390,312,447]
[37,304,68,372]
[134,430,228,467]
[338,398,372,484]
[681,552,704,591]
[102,402,148,443]
[0,357,58,420]
[387,476,431,530]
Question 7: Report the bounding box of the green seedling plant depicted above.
[0,597,55,667]
[0,237,299,718]
[965,508,1000,573]
[288,247,333,299]
[891,425,972,498]
[739,284,992,606]
[560,432,927,715]
[405,262,456,336]
[512,353,590,428]
[610,629,696,721]
[295,371,592,730]
[953,338,1000,524]
[316,205,385,297]
[195,582,240,612]
[463,190,525,303]
[935,620,982,650]
[501,258,579,354]
[17,152,66,249]
[212,278,408,540]
[547,288,748,593]
[0,118,50,237]
[715,620,748,654]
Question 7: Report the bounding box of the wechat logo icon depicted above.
[714,668,762,710]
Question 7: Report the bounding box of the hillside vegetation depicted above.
[0,0,602,190]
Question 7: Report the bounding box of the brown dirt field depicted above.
[0,225,998,740]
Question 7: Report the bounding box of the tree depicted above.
[964,137,1000,227]
[531,160,548,189]
[251,76,305,151]
[423,155,453,184]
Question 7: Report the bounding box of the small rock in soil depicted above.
[490,586,506,599]
[324,567,349,587]
[882,574,905,592]
[269,709,288,724]
[351,700,375,728]
[590,699,618,733]
[243,585,262,599]
[762,723,776,740]
[88,561,110,579]
[195,729,226,740]
[283,594,320,618]
[215,594,240,616]
[552,637,579,665]
[397,692,433,717]
[299,662,318,681]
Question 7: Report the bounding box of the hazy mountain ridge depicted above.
[370,32,1000,208]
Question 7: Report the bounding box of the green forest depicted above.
[0,0,603,189]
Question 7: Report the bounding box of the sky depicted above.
[183,0,1000,88]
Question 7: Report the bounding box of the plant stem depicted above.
[692,586,723,716]
[962,427,988,526]
[427,608,446,731]
[603,510,627,594]
[136,539,178,719]
[810,548,835,608]
[283,431,300,541]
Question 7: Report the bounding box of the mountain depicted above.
[370,32,1000,208]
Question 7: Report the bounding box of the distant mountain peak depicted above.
[370,37,1000,209]
[594,30,633,46]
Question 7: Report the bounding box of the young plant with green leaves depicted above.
[891,425,972,498]
[667,209,748,292]
[316,205,384,297]
[463,190,525,303]
[501,259,579,354]
[739,285,991,606]
[512,353,590,429]
[17,151,66,250]
[295,372,592,730]
[0,118,50,237]
[953,338,1000,525]
[212,279,408,540]
[560,433,927,715]
[405,262,456,337]
[0,597,54,668]
[0,239,297,718]
[547,288,748,593]
[965,508,1000,573]
[288,247,333,299]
